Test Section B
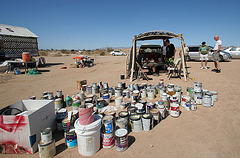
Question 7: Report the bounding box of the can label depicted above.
[104,120,113,133]
[115,135,128,151]
[102,133,114,148]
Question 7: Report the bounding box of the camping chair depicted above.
[136,62,149,81]
[167,57,181,80]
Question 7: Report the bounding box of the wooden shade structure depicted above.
[128,30,187,82]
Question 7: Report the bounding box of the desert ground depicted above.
[0,54,240,158]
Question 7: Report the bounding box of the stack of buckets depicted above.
[38,128,56,158]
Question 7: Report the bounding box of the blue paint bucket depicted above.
[14,68,21,75]
[66,129,77,148]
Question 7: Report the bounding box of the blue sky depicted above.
[1,0,239,49]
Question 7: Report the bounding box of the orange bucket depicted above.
[22,52,30,62]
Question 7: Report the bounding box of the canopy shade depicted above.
[135,30,181,41]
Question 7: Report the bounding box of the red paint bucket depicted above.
[102,132,114,148]
[78,103,94,125]
[22,52,30,62]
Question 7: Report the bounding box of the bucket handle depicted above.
[80,111,95,134]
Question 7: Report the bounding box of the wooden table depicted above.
[6,61,37,74]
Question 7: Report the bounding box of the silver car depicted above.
[223,47,240,59]
[186,46,232,61]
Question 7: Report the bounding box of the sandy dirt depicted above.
[0,54,240,158]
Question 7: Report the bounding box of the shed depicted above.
[0,24,39,59]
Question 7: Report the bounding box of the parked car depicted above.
[110,51,126,56]
[186,46,232,61]
[223,47,240,59]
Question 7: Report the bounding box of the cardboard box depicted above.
[0,100,56,154]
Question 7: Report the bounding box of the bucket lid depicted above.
[119,111,129,117]
[170,103,179,107]
[57,108,67,113]
[130,115,141,121]
[116,117,127,124]
[115,128,128,137]
[74,114,102,131]
[135,103,143,109]
[150,108,159,114]
[103,115,113,122]
[142,113,153,119]
[209,91,218,95]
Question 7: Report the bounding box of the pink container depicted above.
[78,103,94,125]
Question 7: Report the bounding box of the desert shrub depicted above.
[39,51,48,56]
[100,52,105,56]
[107,47,114,52]
[53,53,62,57]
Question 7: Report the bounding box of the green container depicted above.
[65,95,72,107]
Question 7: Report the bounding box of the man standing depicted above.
[165,39,175,65]
[161,40,167,63]
[199,41,210,69]
[212,35,222,73]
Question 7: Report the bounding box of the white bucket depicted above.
[181,95,190,108]
[54,98,62,110]
[162,93,168,101]
[194,82,202,93]
[147,90,155,100]
[170,103,180,118]
[115,87,122,97]
[194,92,202,105]
[130,115,142,132]
[210,91,218,102]
[140,89,147,98]
[123,90,130,98]
[115,97,123,107]
[41,128,52,144]
[74,114,102,156]
[38,139,56,158]
[202,92,214,107]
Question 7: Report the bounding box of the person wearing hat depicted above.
[199,41,210,69]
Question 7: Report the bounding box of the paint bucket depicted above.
[102,132,114,148]
[42,91,48,96]
[115,87,122,97]
[29,96,36,100]
[120,102,126,110]
[116,117,128,131]
[140,89,147,98]
[170,103,180,118]
[181,95,190,108]
[102,115,114,134]
[202,92,214,107]
[96,98,105,109]
[78,103,94,125]
[72,100,81,110]
[41,128,52,144]
[142,113,153,131]
[147,90,155,100]
[131,93,138,102]
[66,129,78,148]
[115,128,128,152]
[170,95,178,104]
[48,92,54,100]
[81,85,87,92]
[118,111,129,119]
[115,97,123,107]
[54,98,62,110]
[146,102,155,113]
[86,86,92,94]
[191,102,197,111]
[187,87,194,100]
[84,98,93,104]
[150,108,159,125]
[174,86,182,102]
[77,92,85,101]
[157,103,167,120]
[102,93,110,104]
[38,139,56,158]
[210,91,218,102]
[162,93,168,101]
[74,114,102,156]
[194,82,202,93]
[57,90,62,97]
[123,89,130,98]
[194,92,202,105]
[104,82,109,89]
[22,52,30,62]
[127,106,137,115]
[118,82,123,89]
[185,101,191,111]
[130,115,142,132]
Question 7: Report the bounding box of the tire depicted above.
[219,55,224,61]
[112,53,115,56]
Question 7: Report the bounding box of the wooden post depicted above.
[180,36,187,81]
[130,36,137,82]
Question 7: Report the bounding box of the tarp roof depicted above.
[0,24,38,38]
[135,30,181,41]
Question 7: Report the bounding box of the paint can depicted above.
[181,95,190,108]
[156,103,167,120]
[98,81,103,90]
[187,87,194,100]
[140,89,147,98]
[146,102,155,113]
[103,82,109,89]
[86,86,92,94]
[102,93,110,104]
[29,96,36,100]
[147,90,155,100]
[210,91,218,102]
[72,100,81,110]
[42,95,48,100]
[66,129,78,148]
[115,87,122,97]
[170,95,178,104]
[150,108,159,124]
[74,114,102,156]
[202,92,214,107]
[118,82,123,89]
[194,92,202,105]
[170,103,180,118]
[96,98,105,109]
[127,106,137,115]
[191,102,197,111]
[202,89,209,95]
[77,92,85,101]
[116,117,128,131]
[103,106,117,118]
[135,103,144,113]
[41,128,52,144]
[92,86,99,95]
[84,98,93,104]
[118,111,129,119]
[57,90,62,97]
[120,102,126,110]
[174,86,182,102]
[162,92,168,101]
[130,115,142,132]
[131,93,138,102]
[115,97,123,107]
[42,91,48,96]
[185,101,191,111]
[102,132,114,149]
[54,98,62,110]
[48,92,54,100]
[142,113,153,131]
[123,89,130,98]
[81,85,87,92]
[102,115,114,134]
[159,87,166,98]
[133,83,139,90]
[38,139,56,158]
[56,108,67,119]
[115,128,128,152]
[78,103,94,125]
[108,87,115,96]
[167,84,175,95]
[194,82,202,93]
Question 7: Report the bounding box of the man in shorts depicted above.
[199,41,210,69]
[212,35,222,73]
